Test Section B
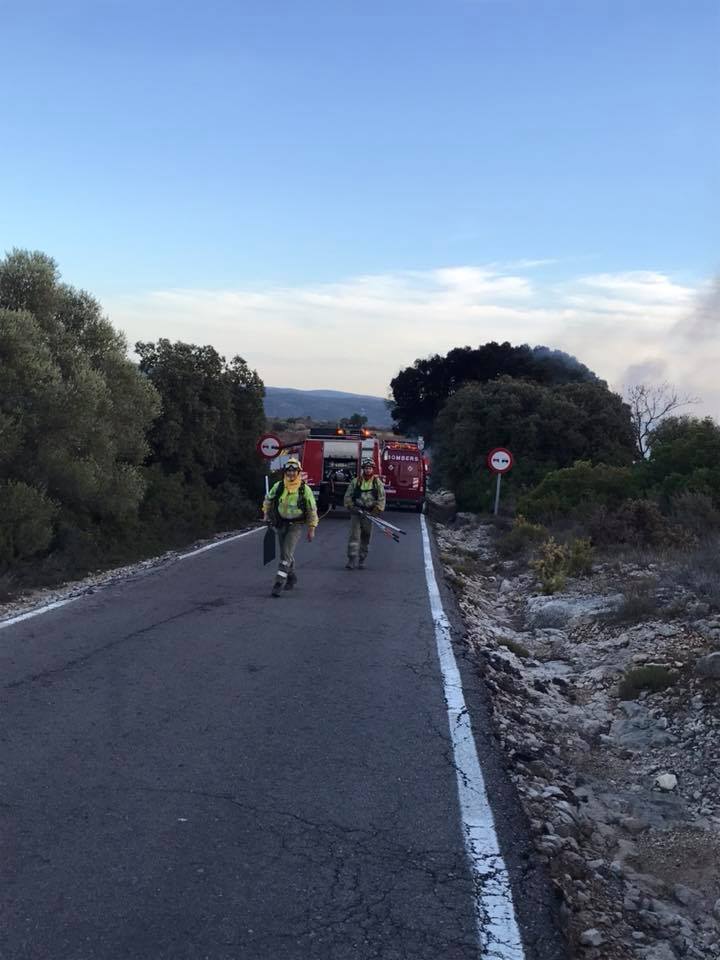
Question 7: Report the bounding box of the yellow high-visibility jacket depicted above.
[263,480,318,527]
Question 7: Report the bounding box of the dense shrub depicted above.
[567,537,594,576]
[617,500,674,547]
[581,499,686,549]
[0,481,57,569]
[669,491,720,539]
[518,461,638,523]
[139,467,219,540]
[497,514,548,558]
[532,538,570,594]
[529,535,595,592]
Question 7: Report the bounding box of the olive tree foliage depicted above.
[389,341,599,438]
[641,415,720,504]
[0,250,160,568]
[515,414,720,546]
[135,339,266,532]
[434,377,635,510]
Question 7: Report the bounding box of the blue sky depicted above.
[1,0,718,408]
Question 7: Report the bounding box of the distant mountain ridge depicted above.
[264,387,393,426]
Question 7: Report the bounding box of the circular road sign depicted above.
[487,447,514,474]
[256,434,282,459]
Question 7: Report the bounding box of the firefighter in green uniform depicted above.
[263,458,318,597]
[343,458,386,569]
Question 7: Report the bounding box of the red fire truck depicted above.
[295,427,382,513]
[381,439,429,512]
[280,428,428,514]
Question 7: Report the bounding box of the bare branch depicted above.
[626,382,699,458]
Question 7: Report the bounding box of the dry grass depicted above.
[617,664,678,700]
[499,638,531,659]
[676,537,720,611]
[609,577,661,624]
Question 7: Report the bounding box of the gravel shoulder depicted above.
[434,512,720,960]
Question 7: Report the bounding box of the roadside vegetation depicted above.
[391,338,720,599]
[4,249,718,608]
[0,249,266,596]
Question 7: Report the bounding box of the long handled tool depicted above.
[357,510,401,542]
[367,514,407,536]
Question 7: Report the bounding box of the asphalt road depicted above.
[1,514,566,960]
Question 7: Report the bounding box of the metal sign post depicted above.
[487,447,514,516]
[257,435,283,564]
[256,434,283,497]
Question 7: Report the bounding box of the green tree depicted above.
[135,339,265,532]
[0,250,160,571]
[348,412,368,428]
[434,377,635,510]
[641,416,720,505]
[389,341,599,437]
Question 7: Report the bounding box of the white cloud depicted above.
[573,271,694,305]
[105,264,719,419]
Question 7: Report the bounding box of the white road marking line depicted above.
[420,515,526,959]
[0,595,83,629]
[176,526,263,560]
[0,527,263,630]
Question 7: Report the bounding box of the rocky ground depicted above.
[432,505,720,960]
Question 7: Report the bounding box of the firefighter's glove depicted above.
[371,505,382,515]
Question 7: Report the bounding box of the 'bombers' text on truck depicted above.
[381,439,428,512]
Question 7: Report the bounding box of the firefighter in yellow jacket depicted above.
[343,458,386,569]
[263,458,318,597]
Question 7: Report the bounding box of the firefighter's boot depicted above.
[272,559,291,597]
[284,571,297,591]
[358,558,365,569]
[345,558,356,570]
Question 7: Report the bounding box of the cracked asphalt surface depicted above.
[1,515,567,960]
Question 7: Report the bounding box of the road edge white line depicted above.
[0,527,263,630]
[420,515,526,960]
[175,526,263,560]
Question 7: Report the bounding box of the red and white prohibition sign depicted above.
[256,434,282,459]
[487,447,514,474]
